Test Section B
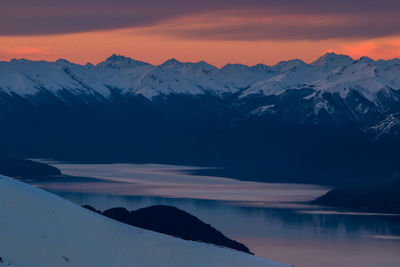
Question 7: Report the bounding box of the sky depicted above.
[1,0,400,67]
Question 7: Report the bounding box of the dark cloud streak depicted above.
[156,15,400,41]
[1,0,400,40]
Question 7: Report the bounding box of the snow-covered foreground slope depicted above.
[0,175,287,267]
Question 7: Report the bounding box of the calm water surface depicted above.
[30,162,400,267]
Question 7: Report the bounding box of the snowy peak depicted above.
[106,54,127,61]
[312,52,354,71]
[274,59,307,72]
[196,60,216,69]
[357,56,375,64]
[162,58,183,67]
[160,59,218,73]
[130,58,222,98]
[56,58,71,64]
[98,54,151,69]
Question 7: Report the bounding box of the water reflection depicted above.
[35,163,329,208]
[30,162,400,267]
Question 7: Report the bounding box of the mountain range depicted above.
[1,53,400,185]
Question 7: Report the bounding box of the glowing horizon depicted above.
[1,1,400,67]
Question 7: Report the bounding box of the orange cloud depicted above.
[2,0,400,41]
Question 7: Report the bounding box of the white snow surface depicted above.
[0,175,288,267]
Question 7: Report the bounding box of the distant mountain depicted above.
[83,205,252,254]
[1,53,400,184]
[313,177,400,214]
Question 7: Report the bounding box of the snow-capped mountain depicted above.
[2,52,400,117]
[1,53,400,184]
[1,52,399,101]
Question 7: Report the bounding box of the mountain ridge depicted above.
[2,52,400,105]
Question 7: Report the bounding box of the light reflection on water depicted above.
[30,163,400,267]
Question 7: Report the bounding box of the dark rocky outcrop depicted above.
[83,204,252,254]
[313,177,400,214]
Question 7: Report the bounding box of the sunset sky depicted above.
[1,0,400,66]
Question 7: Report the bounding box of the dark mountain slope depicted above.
[313,177,400,213]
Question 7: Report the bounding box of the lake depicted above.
[29,162,400,267]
